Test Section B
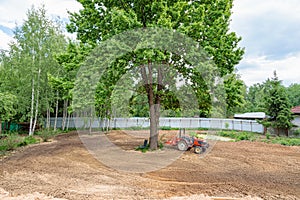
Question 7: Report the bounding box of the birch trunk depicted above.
[46,107,50,130]
[32,68,41,134]
[62,99,68,130]
[0,119,2,135]
[54,91,59,131]
[66,112,70,131]
[29,78,35,136]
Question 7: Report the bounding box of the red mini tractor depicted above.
[166,135,209,154]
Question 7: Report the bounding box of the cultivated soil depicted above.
[0,130,299,200]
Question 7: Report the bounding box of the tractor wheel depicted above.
[194,146,203,154]
[177,140,188,151]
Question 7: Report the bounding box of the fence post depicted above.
[241,120,243,131]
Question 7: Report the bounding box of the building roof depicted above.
[291,106,300,114]
[234,112,266,119]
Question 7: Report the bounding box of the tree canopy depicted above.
[68,0,244,149]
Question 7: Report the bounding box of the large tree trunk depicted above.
[140,61,163,150]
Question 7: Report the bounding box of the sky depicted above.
[0,0,299,87]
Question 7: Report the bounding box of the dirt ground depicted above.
[0,130,299,200]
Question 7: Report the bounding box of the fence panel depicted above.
[49,117,264,133]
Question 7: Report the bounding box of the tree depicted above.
[262,71,294,136]
[0,93,17,134]
[286,83,300,107]
[0,5,67,135]
[224,73,246,117]
[68,0,244,149]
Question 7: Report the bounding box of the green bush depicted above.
[236,133,249,141]
[217,131,258,141]
[218,131,237,139]
[266,133,271,139]
[160,126,172,130]
[271,137,300,146]
[293,129,300,136]
[0,134,23,151]
[18,136,39,147]
[36,130,56,142]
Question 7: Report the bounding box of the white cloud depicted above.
[230,0,300,86]
[237,53,300,86]
[0,29,14,50]
[0,0,81,49]
[231,0,300,57]
[0,0,82,27]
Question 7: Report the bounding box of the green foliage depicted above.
[224,73,246,117]
[0,134,22,151]
[0,134,39,154]
[0,5,67,134]
[217,130,258,141]
[286,83,300,107]
[36,130,56,142]
[67,0,244,149]
[0,92,17,134]
[262,72,294,132]
[135,145,149,153]
[293,129,300,136]
[225,122,230,129]
[68,0,244,115]
[160,126,172,130]
[271,137,300,146]
[18,136,39,147]
[217,130,300,146]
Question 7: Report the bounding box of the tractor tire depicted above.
[194,146,203,154]
[177,140,188,151]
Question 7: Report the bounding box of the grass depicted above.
[216,130,300,146]
[0,128,71,155]
[0,134,39,154]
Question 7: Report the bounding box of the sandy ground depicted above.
[0,130,299,200]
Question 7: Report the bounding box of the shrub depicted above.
[266,133,271,139]
[271,137,300,146]
[36,130,56,142]
[218,131,236,139]
[236,133,249,141]
[293,129,300,137]
[160,126,172,130]
[0,134,23,151]
[18,136,39,147]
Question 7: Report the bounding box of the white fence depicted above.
[50,117,264,133]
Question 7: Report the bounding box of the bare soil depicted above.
[0,130,299,200]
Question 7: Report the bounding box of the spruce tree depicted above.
[264,71,294,136]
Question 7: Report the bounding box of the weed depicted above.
[293,129,300,137]
[0,134,23,151]
[36,130,56,142]
[18,136,39,147]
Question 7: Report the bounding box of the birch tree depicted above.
[1,5,66,135]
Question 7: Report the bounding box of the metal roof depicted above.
[291,106,300,114]
[234,112,266,119]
